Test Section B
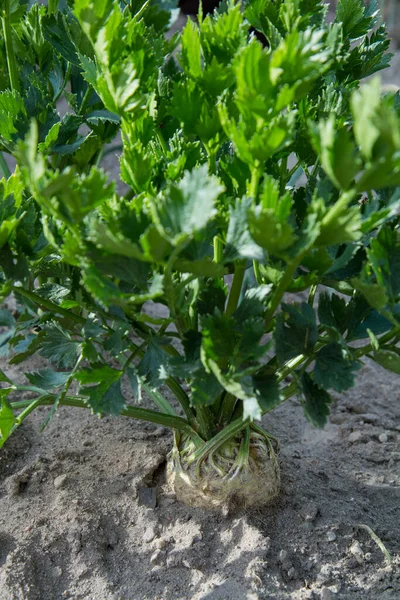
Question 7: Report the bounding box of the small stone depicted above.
[166,553,182,568]
[379,432,389,443]
[153,538,167,550]
[287,567,297,579]
[330,413,349,425]
[317,565,332,584]
[278,549,288,563]
[150,549,164,565]
[326,531,337,542]
[321,587,334,600]
[350,403,369,414]
[150,427,166,437]
[191,533,203,545]
[300,501,319,522]
[360,413,380,425]
[162,497,176,507]
[53,567,63,577]
[329,584,341,594]
[348,431,362,443]
[143,526,156,543]
[54,474,68,490]
[349,541,363,563]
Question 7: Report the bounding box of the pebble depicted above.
[317,565,332,584]
[53,474,68,490]
[379,432,389,443]
[350,403,369,414]
[150,549,165,565]
[150,427,166,437]
[320,588,334,600]
[348,431,362,443]
[360,413,380,424]
[143,526,157,543]
[154,538,167,550]
[330,413,348,425]
[326,531,337,542]
[349,541,363,563]
[278,549,288,563]
[287,567,297,579]
[300,501,319,522]
[166,553,182,568]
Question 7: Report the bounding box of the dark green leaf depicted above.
[301,372,332,428]
[40,326,81,368]
[275,302,318,363]
[26,369,71,390]
[76,364,125,416]
[314,342,361,392]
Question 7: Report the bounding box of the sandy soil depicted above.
[0,24,400,600]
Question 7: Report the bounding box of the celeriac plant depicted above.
[1,0,400,508]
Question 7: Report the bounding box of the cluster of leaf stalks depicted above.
[0,0,400,495]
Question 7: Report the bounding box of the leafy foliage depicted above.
[0,0,399,450]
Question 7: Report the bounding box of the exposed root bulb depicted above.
[167,428,280,510]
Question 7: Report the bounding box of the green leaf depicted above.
[138,339,170,388]
[0,368,12,384]
[174,258,225,278]
[190,369,224,407]
[301,372,332,428]
[180,18,202,79]
[311,117,361,190]
[318,292,349,335]
[76,364,125,416]
[0,309,15,327]
[248,177,297,256]
[314,343,361,392]
[26,369,71,390]
[275,302,318,363]
[224,197,264,262]
[367,228,400,304]
[0,390,16,449]
[40,327,81,368]
[372,349,400,374]
[252,372,282,413]
[335,0,375,40]
[151,165,224,244]
[351,278,388,310]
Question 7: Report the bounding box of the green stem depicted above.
[354,326,400,359]
[308,283,318,307]
[253,259,262,284]
[218,392,237,427]
[225,260,246,317]
[11,395,203,446]
[166,377,197,425]
[248,164,262,198]
[195,406,216,441]
[2,0,20,93]
[265,255,304,324]
[213,236,223,264]
[156,128,169,156]
[207,148,217,175]
[12,286,86,325]
[189,416,249,464]
[132,0,151,19]
[80,85,93,115]
[0,152,11,178]
[48,0,60,14]
[279,155,288,195]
